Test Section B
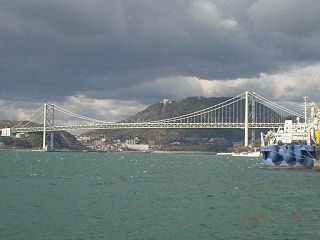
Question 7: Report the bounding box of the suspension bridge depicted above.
[1,91,304,150]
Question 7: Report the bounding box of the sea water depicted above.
[0,151,320,240]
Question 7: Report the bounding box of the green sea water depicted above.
[0,151,320,240]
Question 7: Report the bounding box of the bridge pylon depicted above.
[244,91,249,146]
[42,103,55,151]
[251,92,256,147]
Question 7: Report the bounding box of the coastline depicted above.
[0,148,216,155]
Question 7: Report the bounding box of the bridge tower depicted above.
[244,91,258,147]
[251,93,256,146]
[42,103,55,151]
[244,91,249,146]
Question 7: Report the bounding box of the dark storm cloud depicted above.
[0,0,320,103]
[249,0,320,36]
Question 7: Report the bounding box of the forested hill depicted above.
[86,96,245,152]
[0,120,82,150]
[125,96,231,122]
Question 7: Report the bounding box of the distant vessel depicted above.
[32,149,47,152]
[217,151,260,157]
[231,151,260,157]
[260,99,320,169]
[32,146,48,152]
[216,152,233,156]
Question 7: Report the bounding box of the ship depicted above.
[260,100,320,169]
[231,151,260,157]
[217,151,260,157]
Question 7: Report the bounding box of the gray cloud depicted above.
[249,0,320,36]
[0,0,320,120]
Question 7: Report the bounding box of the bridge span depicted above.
[2,91,303,150]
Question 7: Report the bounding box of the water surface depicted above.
[0,151,319,239]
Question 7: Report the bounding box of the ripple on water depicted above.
[0,152,320,240]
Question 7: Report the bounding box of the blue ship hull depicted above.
[260,144,315,169]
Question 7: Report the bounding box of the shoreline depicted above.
[0,148,216,155]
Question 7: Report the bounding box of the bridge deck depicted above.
[11,122,283,133]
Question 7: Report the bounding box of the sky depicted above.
[1,0,320,122]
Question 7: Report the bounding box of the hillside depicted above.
[85,96,245,152]
[125,96,230,122]
[0,121,83,150]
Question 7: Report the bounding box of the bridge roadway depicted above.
[11,122,283,133]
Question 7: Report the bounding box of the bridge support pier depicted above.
[244,128,249,147]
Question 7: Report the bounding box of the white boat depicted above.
[216,152,233,156]
[32,149,47,152]
[217,151,260,157]
[232,151,261,157]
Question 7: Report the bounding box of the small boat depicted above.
[32,149,47,152]
[217,151,260,157]
[216,152,233,156]
[232,151,261,157]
